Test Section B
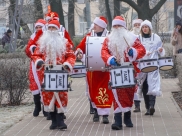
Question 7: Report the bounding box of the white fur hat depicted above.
[93,16,107,28]
[112,16,126,28]
[140,20,152,30]
[132,19,143,27]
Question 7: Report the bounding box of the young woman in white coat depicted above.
[138,20,165,115]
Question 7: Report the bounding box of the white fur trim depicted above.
[114,107,131,113]
[134,92,140,101]
[31,61,41,91]
[112,19,126,28]
[97,108,111,115]
[63,62,73,72]
[93,17,107,28]
[112,89,132,113]
[35,59,44,71]
[30,32,36,40]
[140,20,152,30]
[30,45,36,55]
[54,17,59,21]
[107,56,115,65]
[32,90,40,95]
[48,24,59,30]
[127,47,138,62]
[81,54,86,64]
[132,19,143,27]
[158,47,165,57]
[74,48,83,55]
[45,16,51,21]
[35,22,45,28]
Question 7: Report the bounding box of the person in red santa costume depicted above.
[45,11,73,46]
[101,16,146,130]
[75,16,113,124]
[32,19,76,130]
[25,19,47,117]
[130,18,143,113]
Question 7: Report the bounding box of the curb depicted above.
[170,91,182,118]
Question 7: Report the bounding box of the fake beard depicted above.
[38,30,67,65]
[108,27,131,64]
[133,27,140,35]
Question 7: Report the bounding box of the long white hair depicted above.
[108,27,131,63]
[38,30,67,65]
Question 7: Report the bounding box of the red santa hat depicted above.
[35,19,46,28]
[140,20,153,30]
[93,16,107,28]
[132,19,143,27]
[112,16,126,28]
[47,19,60,30]
[45,12,59,21]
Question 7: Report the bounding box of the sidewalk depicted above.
[3,78,182,136]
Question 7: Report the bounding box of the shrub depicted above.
[72,36,83,49]
[0,53,30,106]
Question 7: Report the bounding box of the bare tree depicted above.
[68,0,75,39]
[49,0,65,27]
[105,0,112,29]
[34,0,44,21]
[117,0,167,21]
[114,0,120,17]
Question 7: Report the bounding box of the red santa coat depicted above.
[101,37,146,113]
[76,30,113,115]
[25,30,44,95]
[31,39,75,113]
[25,29,73,95]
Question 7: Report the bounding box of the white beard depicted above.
[38,30,67,65]
[108,27,131,64]
[133,27,140,35]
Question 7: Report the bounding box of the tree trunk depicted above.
[105,0,112,30]
[9,0,32,38]
[68,0,75,39]
[114,0,120,17]
[118,0,167,21]
[49,0,65,27]
[34,0,44,21]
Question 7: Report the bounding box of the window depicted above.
[0,0,6,6]
[62,0,68,3]
[79,16,87,34]
[0,18,6,38]
[168,11,174,31]
[44,0,48,4]
[131,12,138,20]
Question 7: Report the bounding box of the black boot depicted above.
[93,108,99,122]
[49,111,57,130]
[149,106,155,115]
[57,113,67,130]
[90,102,95,114]
[149,95,156,116]
[145,109,150,115]
[46,112,51,120]
[63,113,66,119]
[124,111,133,127]
[42,105,48,117]
[133,100,141,112]
[102,115,109,124]
[111,112,122,130]
[33,94,41,117]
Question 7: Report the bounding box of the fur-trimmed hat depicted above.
[140,20,152,30]
[112,16,126,28]
[132,19,143,27]
[48,19,60,30]
[35,19,46,28]
[45,12,59,21]
[93,16,107,28]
